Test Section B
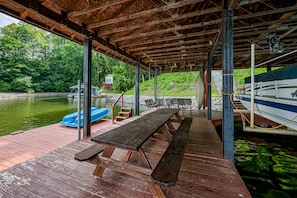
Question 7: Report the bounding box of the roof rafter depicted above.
[99,6,221,36]
[112,19,220,43]
[67,0,132,18]
[87,0,205,29]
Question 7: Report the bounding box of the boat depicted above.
[237,64,297,131]
[67,85,103,98]
[60,107,108,127]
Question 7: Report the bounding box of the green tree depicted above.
[0,23,51,92]
[113,62,135,91]
[0,22,138,93]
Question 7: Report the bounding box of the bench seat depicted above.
[151,117,192,187]
[74,144,105,161]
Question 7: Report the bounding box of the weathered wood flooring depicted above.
[0,119,112,171]
[0,110,251,197]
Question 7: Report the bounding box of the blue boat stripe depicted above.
[241,97,297,113]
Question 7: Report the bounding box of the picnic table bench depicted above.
[75,108,192,197]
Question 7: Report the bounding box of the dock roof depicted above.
[1,1,297,72]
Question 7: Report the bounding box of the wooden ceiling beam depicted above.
[151,57,206,64]
[4,0,149,69]
[87,0,205,29]
[128,39,208,52]
[67,0,131,18]
[234,5,297,21]
[148,52,207,59]
[112,19,220,43]
[149,56,207,63]
[234,18,295,32]
[243,3,297,67]
[150,0,180,36]
[149,51,205,57]
[133,44,208,56]
[20,9,29,19]
[99,6,221,36]
[121,30,216,48]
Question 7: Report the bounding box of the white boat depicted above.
[237,64,297,131]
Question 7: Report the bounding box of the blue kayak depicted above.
[60,107,108,127]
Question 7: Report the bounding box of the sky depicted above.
[0,13,19,27]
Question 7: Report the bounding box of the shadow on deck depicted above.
[0,110,251,197]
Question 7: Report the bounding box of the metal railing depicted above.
[111,91,124,124]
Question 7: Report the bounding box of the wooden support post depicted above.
[83,37,92,137]
[222,1,234,162]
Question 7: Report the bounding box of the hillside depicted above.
[125,68,271,97]
[125,71,221,97]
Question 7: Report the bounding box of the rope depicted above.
[222,92,297,130]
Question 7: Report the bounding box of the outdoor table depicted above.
[90,108,182,197]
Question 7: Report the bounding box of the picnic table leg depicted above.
[124,151,132,162]
[133,147,152,169]
[147,181,166,198]
[93,145,115,177]
[175,112,182,123]
[166,120,176,134]
[134,148,166,197]
[159,125,172,142]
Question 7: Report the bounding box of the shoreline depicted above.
[0,92,223,111]
[0,92,68,99]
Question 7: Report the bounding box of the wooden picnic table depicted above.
[90,108,182,197]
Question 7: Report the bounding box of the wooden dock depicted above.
[0,110,251,197]
[0,119,112,171]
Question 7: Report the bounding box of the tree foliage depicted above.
[0,22,139,93]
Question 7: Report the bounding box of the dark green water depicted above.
[235,134,297,198]
[216,124,297,198]
[0,97,113,136]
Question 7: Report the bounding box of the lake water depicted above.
[0,97,117,136]
[217,124,297,198]
[235,133,297,198]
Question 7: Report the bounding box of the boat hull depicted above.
[237,95,297,130]
[60,107,108,127]
[237,64,297,131]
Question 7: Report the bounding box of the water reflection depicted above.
[0,97,116,136]
[235,136,297,198]
[0,96,146,136]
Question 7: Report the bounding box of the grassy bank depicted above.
[125,71,221,97]
[124,67,275,97]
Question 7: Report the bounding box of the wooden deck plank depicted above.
[0,169,44,198]
[28,142,153,197]
[1,168,69,198]
[0,120,112,171]
[0,110,251,197]
[13,160,138,198]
